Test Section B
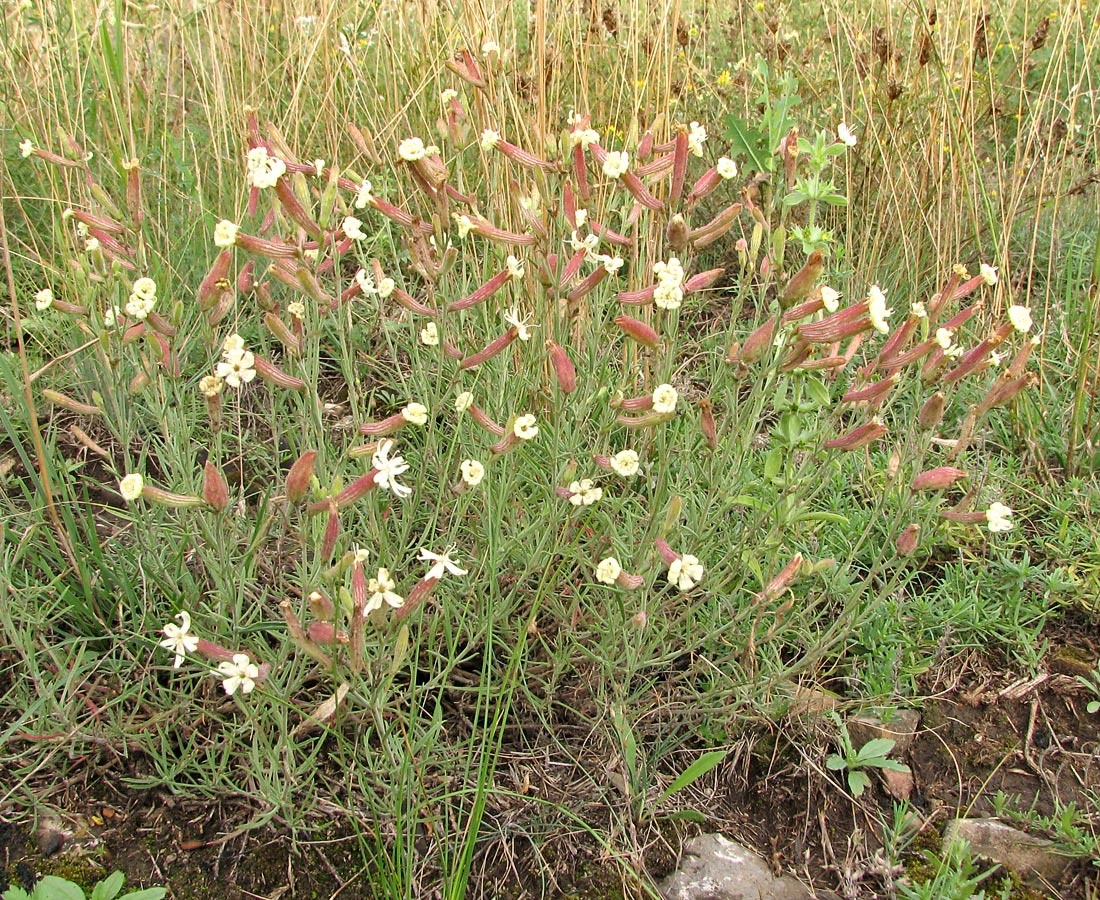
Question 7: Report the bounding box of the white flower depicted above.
[343,216,366,240]
[353,545,371,564]
[34,289,54,311]
[354,179,374,209]
[419,546,469,580]
[596,557,622,585]
[103,305,121,328]
[570,128,600,149]
[602,151,630,179]
[654,284,683,310]
[132,277,157,299]
[200,374,223,398]
[481,40,501,59]
[294,15,316,32]
[223,333,245,353]
[217,654,259,696]
[945,343,965,359]
[454,214,475,239]
[716,157,738,179]
[599,254,625,274]
[980,263,999,285]
[160,611,200,668]
[216,348,257,389]
[371,439,412,499]
[985,502,1014,533]
[654,257,685,286]
[837,123,857,147]
[420,322,439,346]
[313,159,325,177]
[287,300,306,319]
[990,349,1006,366]
[460,459,485,487]
[401,402,429,425]
[504,307,535,341]
[365,568,404,614]
[569,230,600,258]
[911,301,927,318]
[124,293,156,321]
[441,88,458,104]
[505,255,525,279]
[868,285,893,334]
[85,237,101,253]
[245,147,286,189]
[935,327,954,349]
[455,391,474,413]
[820,286,841,313]
[687,121,707,156]
[573,208,588,228]
[1008,305,1032,333]
[480,129,501,151]
[513,414,539,440]
[568,479,602,506]
[668,554,704,591]
[376,277,395,298]
[213,220,239,247]
[119,473,144,501]
[610,449,639,477]
[19,138,34,158]
[652,384,678,414]
[397,137,438,161]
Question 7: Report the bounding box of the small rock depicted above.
[846,709,921,755]
[36,815,67,857]
[659,833,837,900]
[882,768,914,801]
[944,818,1076,884]
[787,685,840,716]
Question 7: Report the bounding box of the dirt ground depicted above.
[2,615,1098,900]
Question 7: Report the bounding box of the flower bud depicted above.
[285,450,318,502]
[895,524,921,557]
[614,314,659,348]
[547,340,577,393]
[203,460,230,511]
[911,467,968,492]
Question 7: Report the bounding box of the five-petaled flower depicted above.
[668,554,704,591]
[596,557,622,585]
[419,546,469,580]
[34,289,54,311]
[460,459,485,487]
[602,151,630,179]
[365,568,404,614]
[504,307,535,341]
[119,473,144,501]
[568,479,603,506]
[213,220,239,247]
[652,384,678,414]
[371,439,412,499]
[1008,305,1032,333]
[610,449,639,477]
[513,414,539,440]
[402,402,429,425]
[160,611,200,668]
[868,285,893,334]
[837,123,857,147]
[217,654,259,696]
[985,502,1014,533]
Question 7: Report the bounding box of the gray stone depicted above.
[659,833,836,900]
[846,709,921,755]
[944,818,1076,884]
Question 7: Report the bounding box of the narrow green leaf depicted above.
[656,749,727,805]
